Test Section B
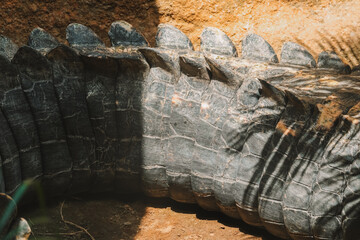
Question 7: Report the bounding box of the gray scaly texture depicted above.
[0,21,358,240]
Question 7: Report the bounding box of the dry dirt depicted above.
[1,0,360,66]
[21,194,279,240]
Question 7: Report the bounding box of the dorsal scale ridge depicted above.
[179,53,210,80]
[28,27,59,54]
[0,36,18,61]
[242,33,278,63]
[108,21,149,48]
[280,41,316,68]
[66,23,105,48]
[317,51,351,74]
[200,27,238,57]
[139,47,181,79]
[156,24,194,50]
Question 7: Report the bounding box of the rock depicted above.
[242,34,278,63]
[280,42,316,67]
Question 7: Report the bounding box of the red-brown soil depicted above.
[21,195,279,240]
[1,0,360,66]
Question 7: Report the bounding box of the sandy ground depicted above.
[21,195,279,240]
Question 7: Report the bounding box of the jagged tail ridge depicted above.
[179,53,210,81]
[108,20,149,47]
[204,55,245,86]
[0,23,358,240]
[66,23,105,48]
[317,51,351,74]
[0,36,18,61]
[200,27,237,57]
[156,24,194,50]
[28,27,59,54]
[139,47,181,79]
[242,33,278,63]
[280,42,316,68]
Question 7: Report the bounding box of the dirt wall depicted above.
[1,0,360,66]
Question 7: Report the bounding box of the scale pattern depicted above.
[0,21,359,240]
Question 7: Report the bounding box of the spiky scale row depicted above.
[156,24,194,50]
[200,27,237,57]
[28,27,59,54]
[0,21,359,240]
[242,33,279,63]
[318,51,351,74]
[66,23,105,48]
[281,42,316,68]
[0,36,18,61]
[109,21,149,47]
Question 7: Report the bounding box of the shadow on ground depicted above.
[20,194,279,240]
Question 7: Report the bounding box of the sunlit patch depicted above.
[316,98,342,131]
[347,102,360,117]
[300,86,314,91]
[171,94,182,105]
[276,121,296,136]
[201,102,209,110]
[319,78,339,86]
[344,115,360,125]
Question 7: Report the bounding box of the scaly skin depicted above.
[0,22,359,240]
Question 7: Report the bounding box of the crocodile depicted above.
[0,20,359,240]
